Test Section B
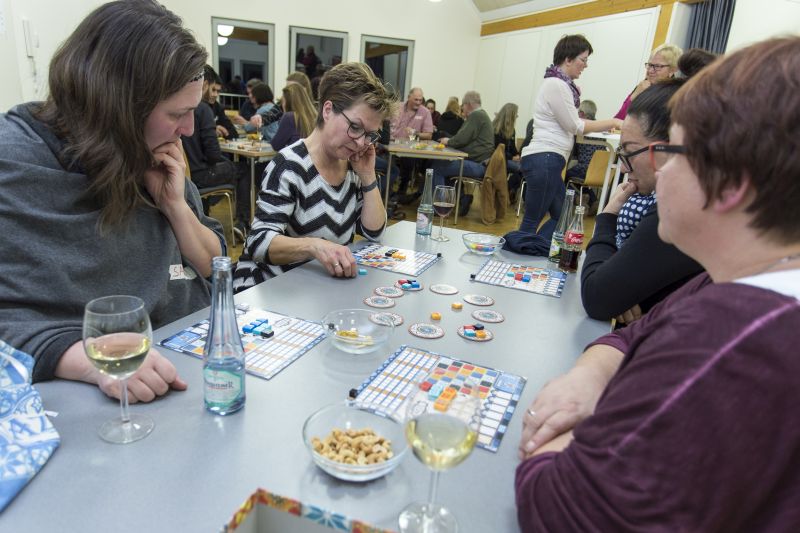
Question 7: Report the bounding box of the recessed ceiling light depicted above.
[217,36,228,46]
[217,24,234,37]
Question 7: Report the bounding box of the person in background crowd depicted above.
[516,37,800,531]
[302,45,322,79]
[270,83,317,151]
[0,0,224,401]
[233,77,261,124]
[434,96,464,140]
[678,48,717,78]
[182,69,251,240]
[580,80,703,324]
[286,70,314,101]
[614,43,682,120]
[234,63,395,290]
[245,83,282,142]
[202,65,237,140]
[435,90,495,216]
[426,98,441,128]
[518,34,621,241]
[391,87,434,204]
[564,99,603,208]
[492,102,522,200]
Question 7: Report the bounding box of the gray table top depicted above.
[5,221,609,532]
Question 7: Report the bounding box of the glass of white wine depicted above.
[398,372,482,533]
[83,295,154,444]
[431,185,456,242]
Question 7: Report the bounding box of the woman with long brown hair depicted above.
[0,0,224,401]
[270,82,318,150]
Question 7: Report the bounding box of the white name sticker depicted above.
[169,264,197,280]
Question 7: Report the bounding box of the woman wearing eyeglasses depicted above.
[614,43,682,120]
[234,63,395,290]
[517,37,800,532]
[580,79,703,324]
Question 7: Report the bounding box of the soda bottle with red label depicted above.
[558,205,585,273]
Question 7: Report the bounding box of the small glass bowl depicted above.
[302,401,408,482]
[462,233,505,255]
[321,309,394,355]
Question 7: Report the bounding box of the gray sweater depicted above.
[0,104,225,381]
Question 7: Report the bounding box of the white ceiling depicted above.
[473,0,590,22]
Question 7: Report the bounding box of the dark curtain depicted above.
[686,0,737,53]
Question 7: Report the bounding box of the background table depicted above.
[578,132,621,212]
[5,222,609,532]
[220,140,277,220]
[385,141,468,207]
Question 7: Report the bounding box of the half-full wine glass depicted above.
[398,371,481,532]
[431,185,456,242]
[83,295,154,444]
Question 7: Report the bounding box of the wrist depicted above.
[360,178,379,194]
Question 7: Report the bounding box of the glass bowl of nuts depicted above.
[321,308,394,355]
[302,400,408,482]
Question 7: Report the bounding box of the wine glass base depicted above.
[429,235,449,242]
[99,414,154,444]
[398,502,458,533]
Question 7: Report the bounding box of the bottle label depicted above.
[548,238,561,258]
[564,231,584,246]
[416,212,432,235]
[204,368,244,407]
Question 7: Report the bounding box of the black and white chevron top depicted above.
[233,140,384,291]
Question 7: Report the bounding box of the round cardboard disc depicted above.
[463,294,495,306]
[429,284,458,295]
[408,323,445,339]
[471,309,505,323]
[457,326,494,342]
[369,312,404,327]
[363,296,395,308]
[374,286,404,298]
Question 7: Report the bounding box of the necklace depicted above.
[757,251,800,276]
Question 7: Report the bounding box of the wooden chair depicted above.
[182,148,238,246]
[566,149,612,210]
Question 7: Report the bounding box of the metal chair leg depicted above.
[516,180,526,217]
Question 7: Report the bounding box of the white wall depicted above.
[475,7,659,135]
[0,0,23,111]
[726,0,800,52]
[164,0,482,109]
[0,0,481,112]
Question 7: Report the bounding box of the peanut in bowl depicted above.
[302,401,408,482]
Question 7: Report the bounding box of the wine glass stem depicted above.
[427,469,441,518]
[438,215,445,239]
[119,378,131,425]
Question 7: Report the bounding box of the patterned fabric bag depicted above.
[0,339,60,511]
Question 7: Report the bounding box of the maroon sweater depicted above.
[516,273,800,532]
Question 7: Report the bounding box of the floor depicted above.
[214,187,596,263]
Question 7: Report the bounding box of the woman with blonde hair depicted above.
[270,82,318,150]
[286,71,314,100]
[614,43,682,119]
[436,96,464,138]
[493,102,522,197]
[234,63,396,290]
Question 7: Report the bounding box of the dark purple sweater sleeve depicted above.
[516,276,800,531]
[270,112,299,152]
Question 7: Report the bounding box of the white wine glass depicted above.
[398,372,482,533]
[431,186,455,242]
[83,295,154,444]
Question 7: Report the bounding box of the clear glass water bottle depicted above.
[416,169,434,236]
[548,189,575,263]
[203,256,246,415]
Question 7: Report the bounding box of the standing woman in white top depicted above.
[519,35,622,239]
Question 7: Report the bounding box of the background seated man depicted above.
[434,90,494,216]
[202,65,237,140]
[233,77,261,124]
[182,75,251,238]
[391,87,434,204]
[516,37,800,532]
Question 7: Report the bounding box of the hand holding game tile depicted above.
[311,239,357,278]
[518,364,608,460]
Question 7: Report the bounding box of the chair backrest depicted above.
[583,150,611,188]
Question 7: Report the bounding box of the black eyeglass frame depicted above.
[615,145,649,172]
[335,106,381,145]
[648,142,686,172]
[644,62,670,71]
